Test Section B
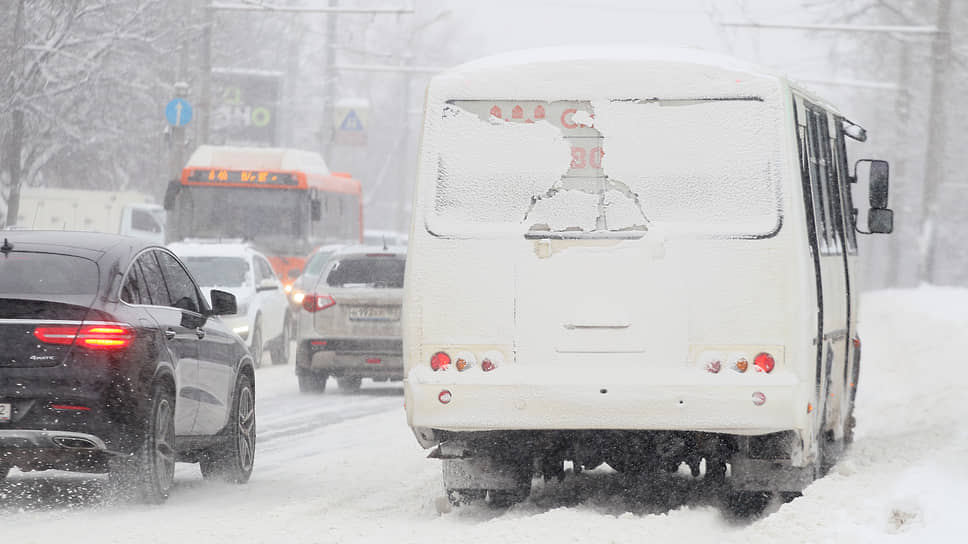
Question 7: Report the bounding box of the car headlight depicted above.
[232,325,250,339]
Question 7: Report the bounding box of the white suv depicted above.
[168,241,292,367]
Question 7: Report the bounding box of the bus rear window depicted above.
[0,253,99,296]
[430,97,783,238]
[326,258,405,288]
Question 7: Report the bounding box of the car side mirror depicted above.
[256,278,279,292]
[163,179,180,211]
[868,208,894,234]
[210,289,238,315]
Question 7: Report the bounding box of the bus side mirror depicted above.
[867,160,890,209]
[164,180,180,211]
[868,208,893,234]
[311,199,321,221]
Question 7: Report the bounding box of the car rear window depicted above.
[181,256,249,287]
[0,252,99,295]
[325,257,405,288]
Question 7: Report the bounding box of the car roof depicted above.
[330,244,407,258]
[167,241,263,259]
[1,229,146,261]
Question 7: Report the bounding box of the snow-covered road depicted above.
[1,287,965,543]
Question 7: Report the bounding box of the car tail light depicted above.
[302,294,336,313]
[753,352,775,373]
[430,351,451,371]
[34,324,133,350]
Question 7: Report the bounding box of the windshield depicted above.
[325,257,405,288]
[181,256,250,288]
[174,186,307,250]
[430,98,782,238]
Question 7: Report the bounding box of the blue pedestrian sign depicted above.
[165,98,193,127]
[339,110,364,131]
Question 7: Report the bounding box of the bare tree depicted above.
[0,0,178,227]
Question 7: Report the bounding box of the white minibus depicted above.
[403,47,893,509]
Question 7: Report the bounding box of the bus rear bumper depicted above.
[405,378,804,436]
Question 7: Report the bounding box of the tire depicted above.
[250,319,263,368]
[723,490,773,519]
[200,373,256,484]
[487,485,531,508]
[0,462,10,480]
[298,372,328,393]
[446,488,486,506]
[109,380,176,504]
[271,314,291,366]
[338,375,362,393]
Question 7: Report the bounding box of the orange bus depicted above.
[164,145,363,287]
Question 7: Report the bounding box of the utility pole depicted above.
[4,0,26,228]
[321,0,339,166]
[168,0,192,184]
[199,1,214,146]
[918,0,952,283]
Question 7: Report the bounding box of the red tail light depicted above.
[754,352,775,373]
[302,294,336,313]
[34,324,133,350]
[430,351,451,371]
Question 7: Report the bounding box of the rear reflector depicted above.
[752,392,766,406]
[34,324,133,350]
[438,390,452,404]
[366,358,381,364]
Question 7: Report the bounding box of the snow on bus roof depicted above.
[186,145,331,175]
[428,45,811,103]
[446,45,769,75]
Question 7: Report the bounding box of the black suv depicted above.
[0,232,256,503]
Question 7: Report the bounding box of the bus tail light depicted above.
[302,294,336,313]
[34,324,133,350]
[754,352,775,373]
[454,351,475,372]
[430,351,451,371]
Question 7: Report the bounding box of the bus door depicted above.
[798,98,850,438]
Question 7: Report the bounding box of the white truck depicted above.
[10,188,166,244]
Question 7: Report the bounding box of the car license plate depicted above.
[348,306,399,321]
[0,403,11,422]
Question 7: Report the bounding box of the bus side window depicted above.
[832,123,858,254]
[805,107,837,255]
[818,112,845,255]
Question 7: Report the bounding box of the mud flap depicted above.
[442,457,530,491]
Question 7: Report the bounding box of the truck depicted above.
[10,187,166,244]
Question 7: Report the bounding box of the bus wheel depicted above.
[446,488,486,506]
[723,490,773,519]
[487,484,531,508]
